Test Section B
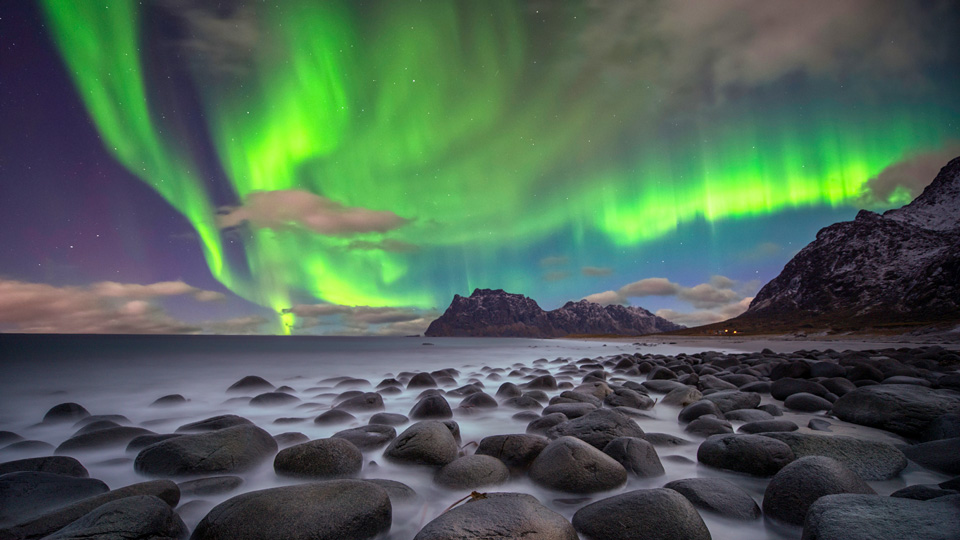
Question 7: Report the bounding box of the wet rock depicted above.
[250,391,300,407]
[702,390,762,413]
[602,437,664,477]
[434,454,510,489]
[0,479,179,540]
[334,392,385,412]
[541,403,596,419]
[413,492,577,540]
[758,432,907,480]
[72,420,122,435]
[545,408,644,450]
[529,436,626,494]
[150,394,188,407]
[573,381,613,400]
[697,433,795,476]
[661,386,703,407]
[475,433,549,473]
[383,421,459,467]
[900,437,960,475]
[274,432,309,448]
[802,493,960,540]
[458,392,498,410]
[495,382,523,398]
[0,472,109,526]
[41,495,188,540]
[808,418,834,431]
[725,408,775,422]
[370,412,408,426]
[785,392,834,411]
[664,477,761,520]
[126,433,181,452]
[642,380,687,394]
[738,419,799,433]
[771,378,832,401]
[678,400,725,423]
[684,417,733,437]
[135,425,278,476]
[526,375,558,390]
[572,488,711,540]
[366,478,419,507]
[176,415,252,433]
[56,426,153,453]
[314,409,356,425]
[227,375,274,392]
[408,372,438,388]
[191,480,391,540]
[890,484,958,501]
[0,440,54,456]
[410,395,454,419]
[274,438,362,479]
[42,403,89,424]
[502,395,542,410]
[178,476,243,496]
[763,456,875,525]
[527,413,568,435]
[604,387,654,410]
[643,433,692,446]
[0,432,23,446]
[921,412,960,442]
[333,425,396,451]
[0,456,87,478]
[831,385,960,439]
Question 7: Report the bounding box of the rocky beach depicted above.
[1,335,958,540]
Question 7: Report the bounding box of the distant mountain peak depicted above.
[425,289,683,337]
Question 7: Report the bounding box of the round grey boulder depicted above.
[684,417,733,437]
[0,472,109,526]
[135,425,278,476]
[178,476,243,496]
[664,477,761,520]
[602,437,664,477]
[724,408,774,422]
[763,456,875,525]
[475,433,549,473]
[572,488,711,540]
[334,392,385,412]
[758,432,906,480]
[413,492,577,540]
[369,412,408,426]
[0,456,88,478]
[434,454,510,489]
[274,438,362,479]
[56,426,154,453]
[526,413,568,435]
[529,436,626,494]
[42,403,89,424]
[410,395,453,419]
[661,386,703,407]
[831,384,960,439]
[802,493,960,540]
[250,392,300,407]
[227,375,274,392]
[541,403,596,419]
[702,390,762,413]
[41,495,187,540]
[191,480,391,540]
[604,387,655,410]
[176,415,252,433]
[458,392,498,410]
[314,409,356,425]
[332,425,396,451]
[697,433,795,476]
[785,392,834,412]
[738,419,799,433]
[383,421,459,467]
[678,400,725,423]
[545,408,644,450]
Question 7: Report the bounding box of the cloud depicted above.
[202,315,270,334]
[91,281,225,302]
[857,143,960,208]
[544,271,571,282]
[575,0,949,107]
[346,239,420,253]
[540,256,569,267]
[282,303,435,335]
[0,279,204,334]
[656,297,754,327]
[583,275,758,309]
[581,266,613,277]
[160,0,259,75]
[218,190,410,236]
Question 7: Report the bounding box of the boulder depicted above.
[314,409,356,425]
[458,392,498,410]
[545,408,644,450]
[604,388,655,410]
[434,455,510,489]
[250,392,300,407]
[191,480,391,540]
[921,412,960,442]
[383,421,459,467]
[413,492,577,540]
[526,413,568,435]
[697,434,795,476]
[763,456,875,525]
[890,484,958,501]
[408,372,438,388]
[529,436,626,494]
[135,425,277,476]
[41,495,188,540]
[664,477,761,520]
[475,434,549,473]
[334,392,385,412]
[410,395,454,419]
[176,415,252,433]
[724,408,774,422]
[678,400,725,423]
[572,488,711,540]
[802,493,960,540]
[0,472,108,526]
[701,390,762,413]
[42,403,89,424]
[0,456,87,478]
[150,394,188,407]
[661,386,703,407]
[602,437,664,477]
[127,434,182,452]
[738,420,799,434]
[684,417,733,437]
[178,476,243,496]
[332,425,396,451]
[900,437,960,475]
[55,426,153,453]
[758,432,907,480]
[771,378,831,400]
[541,403,596,419]
[831,385,960,439]
[274,438,362,479]
[369,412,408,426]
[227,375,274,392]
[785,393,834,412]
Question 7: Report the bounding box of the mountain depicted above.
[736,155,960,329]
[424,289,684,337]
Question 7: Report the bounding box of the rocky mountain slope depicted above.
[424,289,684,337]
[740,155,960,327]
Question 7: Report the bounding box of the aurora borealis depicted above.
[2,1,959,334]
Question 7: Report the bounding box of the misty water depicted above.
[0,335,948,540]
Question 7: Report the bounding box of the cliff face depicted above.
[424,289,684,337]
[742,156,960,325]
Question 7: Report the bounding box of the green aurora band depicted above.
[41,1,959,333]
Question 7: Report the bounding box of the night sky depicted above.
[1,1,958,335]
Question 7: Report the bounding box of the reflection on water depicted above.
[0,335,949,540]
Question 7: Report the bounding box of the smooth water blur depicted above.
[0,335,949,540]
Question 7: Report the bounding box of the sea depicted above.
[0,334,949,539]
